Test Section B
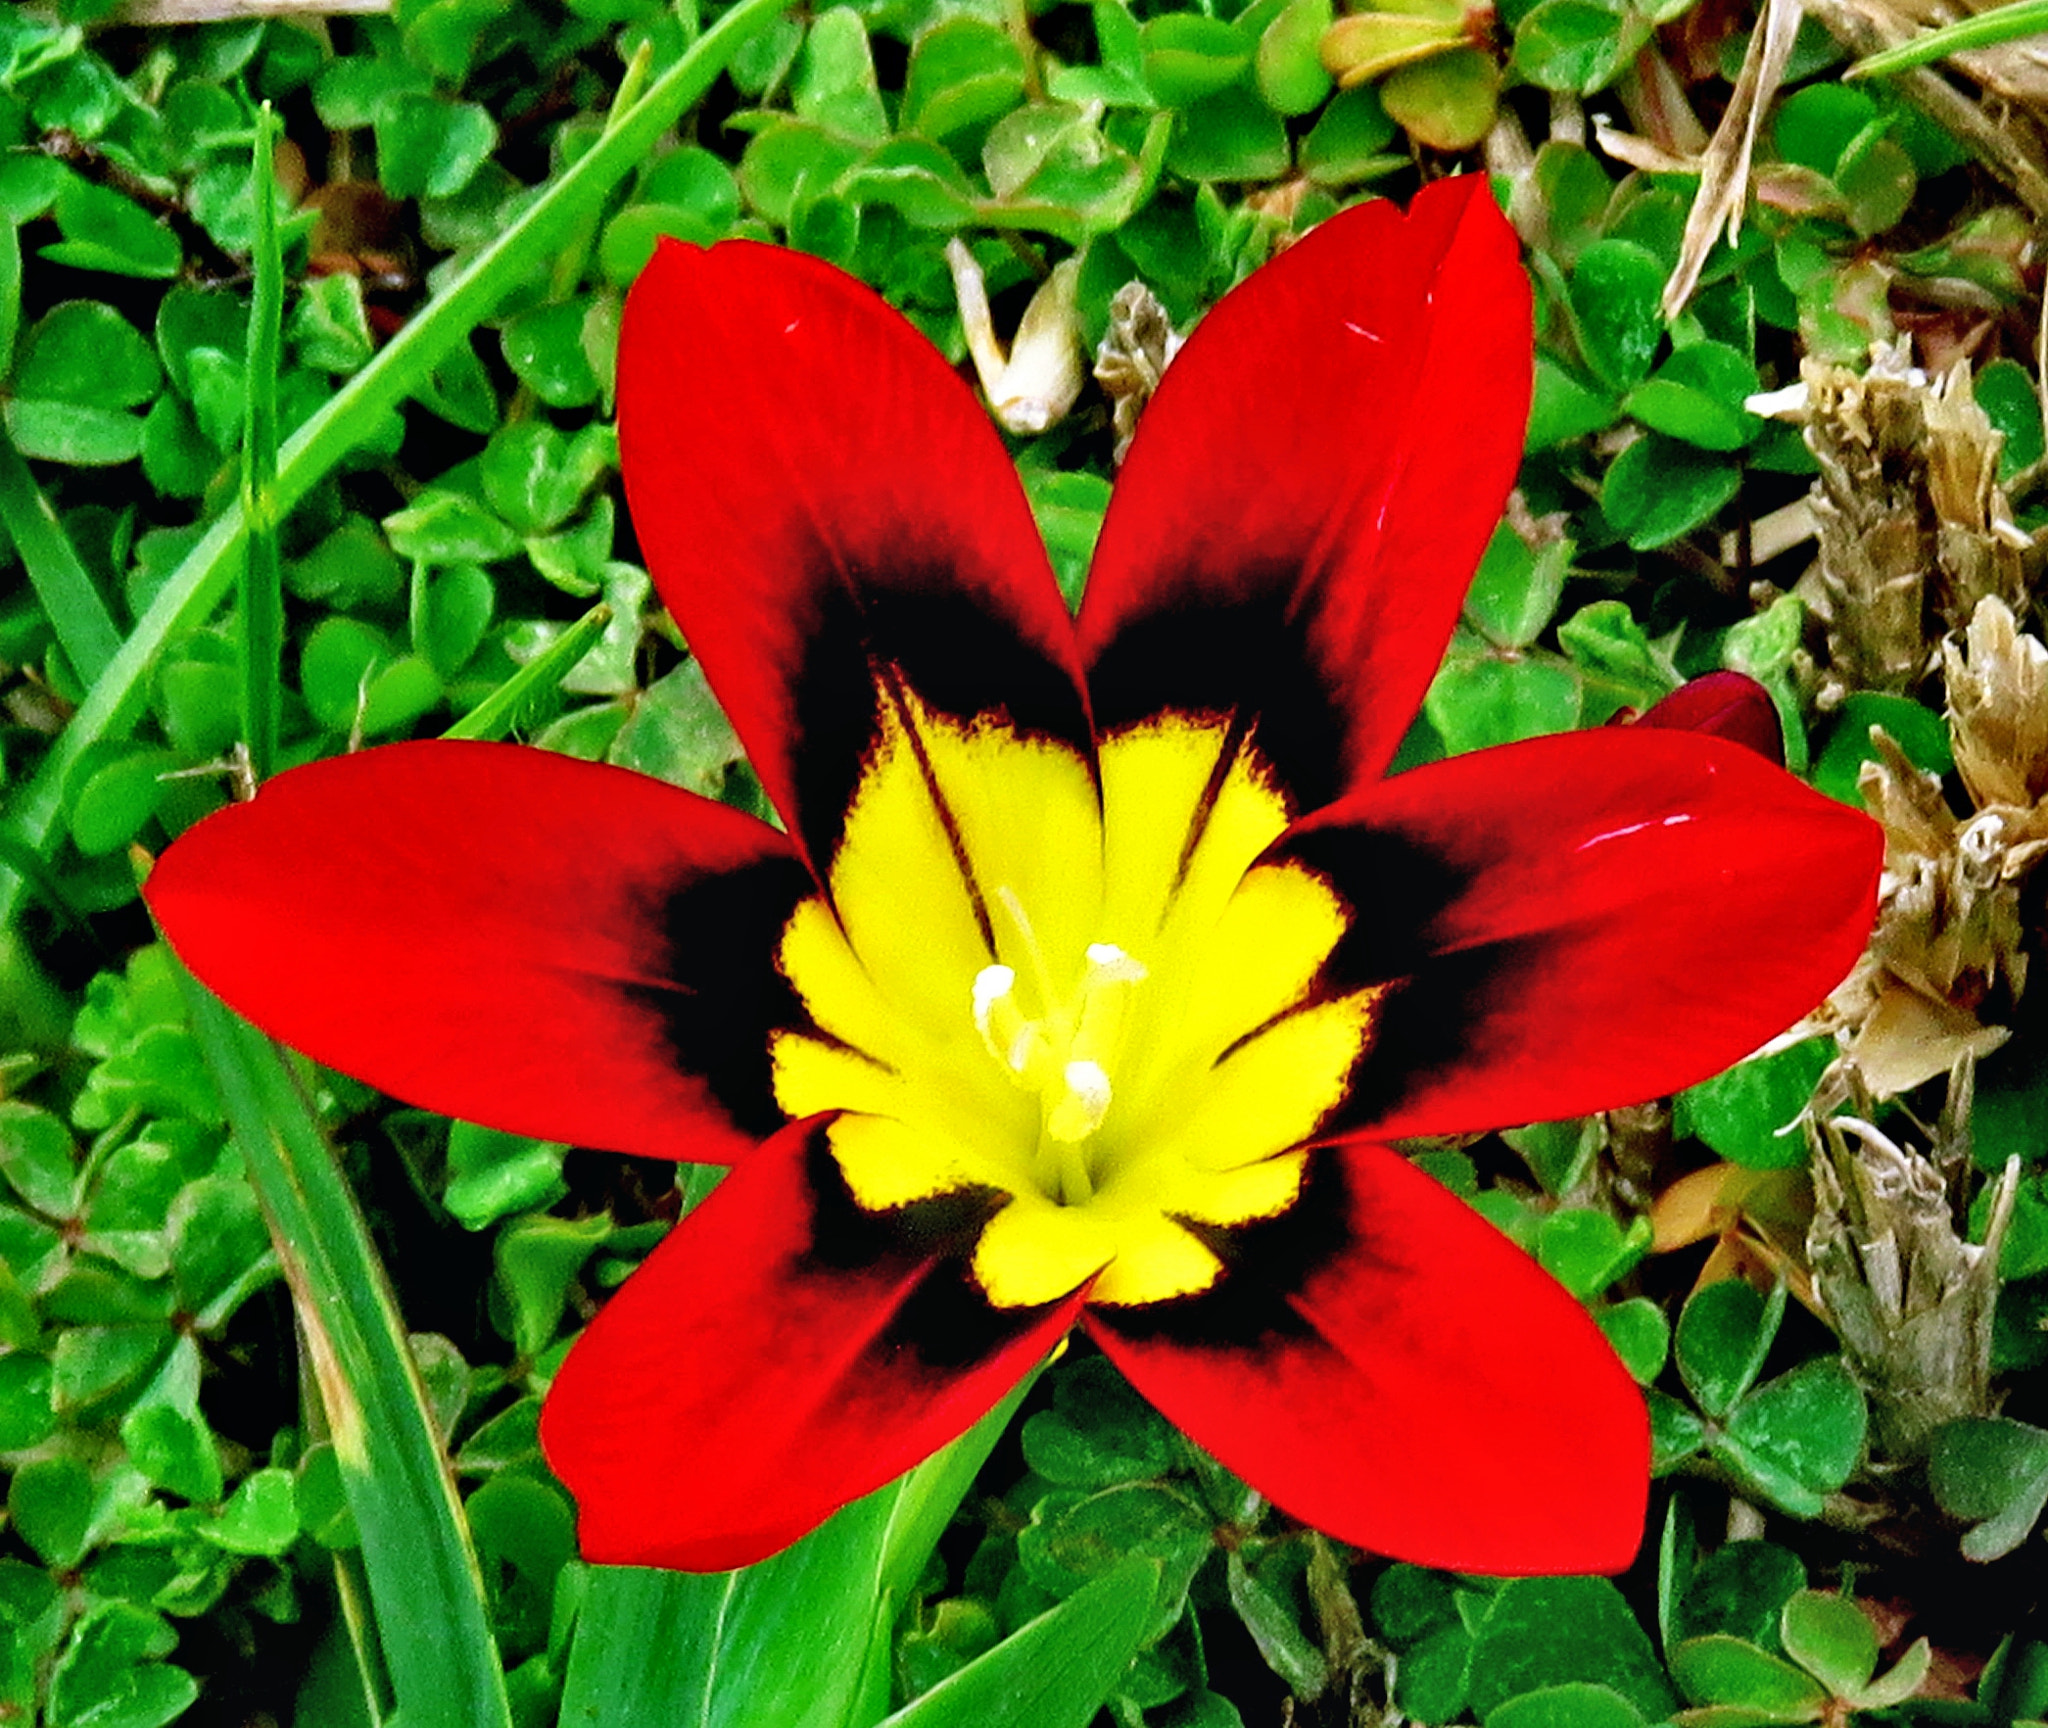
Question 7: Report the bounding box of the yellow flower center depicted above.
[769,694,1384,1310]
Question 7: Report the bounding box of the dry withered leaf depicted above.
[1093,280,1185,466]
[1782,345,2039,707]
[947,242,1086,439]
[1806,1063,2019,1462]
[1802,599,2048,1096]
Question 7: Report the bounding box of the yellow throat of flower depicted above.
[769,695,1385,1310]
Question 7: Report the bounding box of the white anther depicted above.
[1048,1059,1114,1143]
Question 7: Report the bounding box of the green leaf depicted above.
[1527,357,1619,449]
[1424,644,1582,753]
[1537,1209,1650,1299]
[1601,434,1740,550]
[376,92,499,200]
[1598,1298,1671,1384]
[1512,0,1640,94]
[1470,1578,1678,1722]
[1676,1280,1786,1420]
[1674,1542,1807,1650]
[1256,0,1335,114]
[794,9,890,144]
[480,422,591,538]
[1928,1416,2048,1561]
[883,1558,1157,1728]
[121,1402,224,1504]
[444,1122,568,1231]
[1715,1359,1867,1516]
[1485,1682,1649,1728]
[0,1099,79,1217]
[0,1354,55,1450]
[1622,341,1761,451]
[15,300,161,409]
[1674,1041,1832,1171]
[1670,1635,1828,1719]
[1380,47,1499,151]
[1142,13,1253,104]
[1300,84,1402,185]
[205,1466,298,1556]
[1977,355,2045,481]
[494,1212,610,1356]
[559,1492,897,1728]
[1018,1482,1214,1638]
[290,273,377,374]
[418,565,496,679]
[8,1454,93,1566]
[1022,1355,1176,1489]
[385,489,522,565]
[501,299,603,408]
[1227,1551,1329,1699]
[46,1601,197,1728]
[1569,239,1667,394]
[1811,692,1951,805]
[904,18,1027,141]
[1773,84,1874,175]
[1465,521,1570,648]
[5,398,146,465]
[66,743,178,856]
[1168,84,1289,181]
[43,176,181,278]
[608,660,746,797]
[1778,1593,1876,1698]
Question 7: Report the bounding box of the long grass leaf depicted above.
[442,602,612,742]
[1848,0,2048,76]
[178,973,513,1728]
[240,105,286,783]
[0,0,790,926]
[0,427,121,688]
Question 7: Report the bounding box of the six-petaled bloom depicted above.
[146,178,1882,1578]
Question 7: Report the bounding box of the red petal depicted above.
[541,1117,1083,1570]
[1632,671,1784,765]
[144,741,809,1163]
[619,240,1091,875]
[1078,179,1531,811]
[1279,729,1882,1137]
[1089,1142,1647,1574]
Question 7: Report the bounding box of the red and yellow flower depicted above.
[147,178,1881,1577]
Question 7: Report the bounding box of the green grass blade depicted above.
[1848,0,2048,75]
[0,0,791,927]
[0,424,122,688]
[559,1386,1036,1728]
[240,105,286,783]
[559,1496,896,1728]
[877,1559,1158,1728]
[177,970,513,1728]
[442,602,612,742]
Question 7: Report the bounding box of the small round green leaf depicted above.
[1675,1280,1784,1420]
[1779,1592,1876,1699]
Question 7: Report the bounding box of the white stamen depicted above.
[1048,1059,1114,1143]
[972,964,1017,1035]
[1084,942,1148,986]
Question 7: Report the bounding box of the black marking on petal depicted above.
[876,660,998,955]
[1275,823,1533,1132]
[627,853,815,1137]
[1280,824,1471,986]
[1337,937,1546,1129]
[1096,1150,1356,1348]
[1088,582,1347,815]
[799,1128,1055,1372]
[790,573,1093,875]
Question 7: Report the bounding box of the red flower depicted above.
[146,179,1881,1577]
